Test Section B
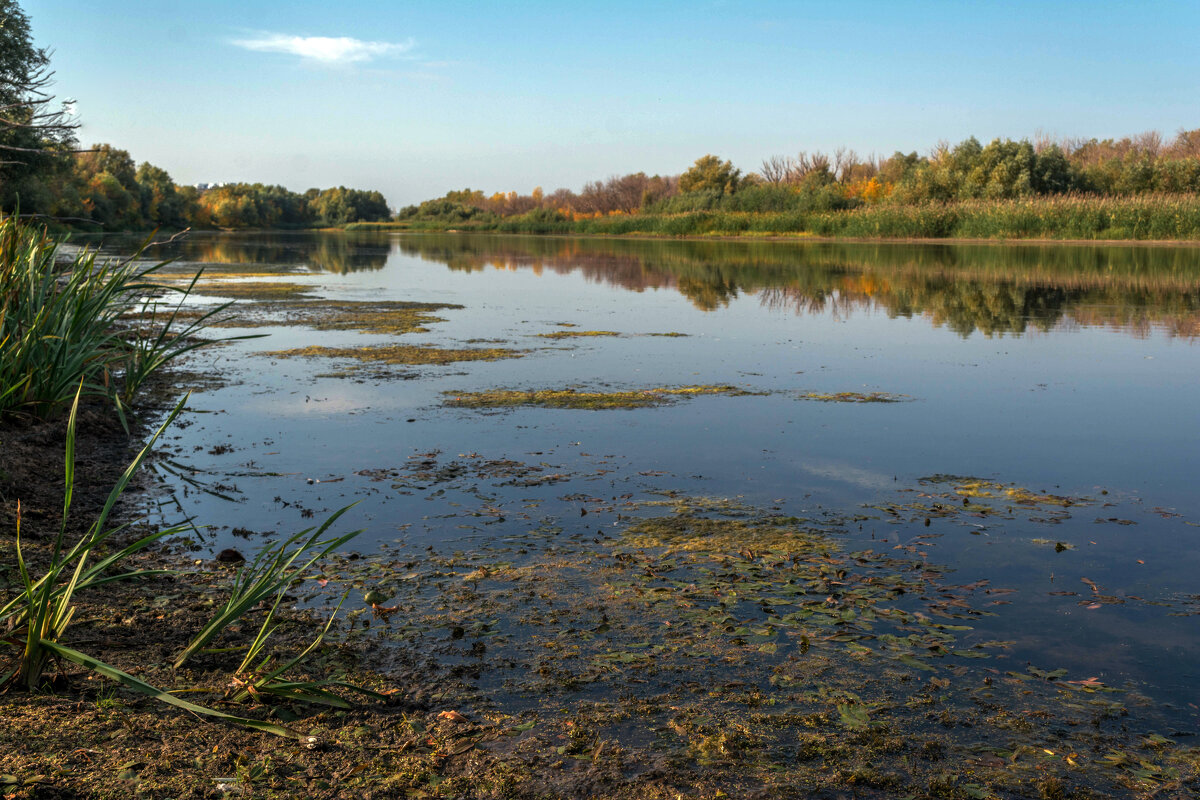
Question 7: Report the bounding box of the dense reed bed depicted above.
[0,215,228,421]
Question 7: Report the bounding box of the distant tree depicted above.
[759,155,792,185]
[136,162,188,227]
[0,0,78,208]
[1169,128,1200,159]
[877,151,922,186]
[311,187,389,223]
[679,155,745,195]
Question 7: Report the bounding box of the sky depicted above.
[23,0,1200,208]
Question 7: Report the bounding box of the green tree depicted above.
[0,0,78,212]
[679,155,745,195]
[76,145,143,227]
[136,162,187,227]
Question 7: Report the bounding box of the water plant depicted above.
[226,591,385,709]
[174,505,362,669]
[1,392,188,691]
[0,215,245,422]
[798,391,910,403]
[117,272,249,408]
[1,389,372,737]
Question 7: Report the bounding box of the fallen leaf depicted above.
[1066,677,1104,688]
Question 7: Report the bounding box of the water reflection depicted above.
[81,230,1200,338]
[82,230,390,273]
[397,235,1200,338]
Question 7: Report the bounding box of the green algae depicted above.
[799,391,911,403]
[185,281,318,301]
[261,343,523,366]
[536,330,622,339]
[928,476,1080,507]
[208,299,461,335]
[299,300,460,335]
[300,486,1200,799]
[443,384,763,409]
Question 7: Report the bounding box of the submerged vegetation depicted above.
[535,329,621,339]
[5,225,1200,796]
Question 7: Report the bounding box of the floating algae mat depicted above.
[184,280,318,301]
[316,494,1200,798]
[262,343,523,367]
[444,385,763,409]
[536,329,622,339]
[534,329,690,339]
[799,391,911,403]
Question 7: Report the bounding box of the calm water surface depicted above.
[99,231,1200,727]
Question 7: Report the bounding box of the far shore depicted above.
[343,223,1200,249]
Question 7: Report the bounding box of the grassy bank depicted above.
[351,193,1200,242]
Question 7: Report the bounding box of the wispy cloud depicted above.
[231,33,415,65]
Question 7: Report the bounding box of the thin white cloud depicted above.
[232,33,415,65]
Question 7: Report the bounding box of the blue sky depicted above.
[24,0,1200,207]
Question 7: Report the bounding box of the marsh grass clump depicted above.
[443,384,762,410]
[0,216,235,421]
[799,391,910,403]
[2,391,377,738]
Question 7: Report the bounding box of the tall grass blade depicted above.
[174,504,362,669]
[41,641,301,738]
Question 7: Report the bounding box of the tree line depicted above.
[0,1,391,230]
[1,141,392,230]
[398,129,1200,226]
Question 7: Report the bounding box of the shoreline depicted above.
[375,227,1200,249]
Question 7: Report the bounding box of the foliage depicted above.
[305,186,390,226]
[678,154,748,195]
[396,193,500,225]
[0,215,142,419]
[117,273,259,407]
[0,0,78,200]
[4,145,393,230]
[394,128,1200,241]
